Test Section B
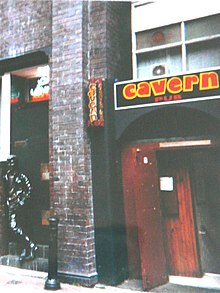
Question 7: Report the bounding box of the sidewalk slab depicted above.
[0,265,219,293]
[0,265,139,293]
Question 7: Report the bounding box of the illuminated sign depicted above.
[114,70,220,110]
[87,79,104,127]
[30,75,49,102]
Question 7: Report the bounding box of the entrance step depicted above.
[0,242,48,272]
[169,273,220,290]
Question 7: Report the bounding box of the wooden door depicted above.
[158,152,201,277]
[122,145,168,290]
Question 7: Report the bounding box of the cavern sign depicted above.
[114,70,220,110]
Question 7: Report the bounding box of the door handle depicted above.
[199,225,207,235]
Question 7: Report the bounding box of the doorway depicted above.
[121,141,220,290]
[190,149,220,274]
[10,100,49,245]
[9,66,50,246]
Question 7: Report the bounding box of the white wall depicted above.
[133,0,220,32]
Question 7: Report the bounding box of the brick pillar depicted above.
[87,1,132,285]
[50,0,97,286]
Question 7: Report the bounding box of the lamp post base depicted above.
[44,278,61,290]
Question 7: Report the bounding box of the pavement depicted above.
[0,265,220,293]
[0,265,135,293]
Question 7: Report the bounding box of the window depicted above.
[0,65,49,161]
[185,14,220,41]
[11,65,49,104]
[136,24,181,50]
[133,13,220,79]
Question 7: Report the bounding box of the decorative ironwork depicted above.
[3,155,38,262]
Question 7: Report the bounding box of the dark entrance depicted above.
[190,149,220,274]
[10,100,49,245]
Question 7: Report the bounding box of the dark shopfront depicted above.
[0,52,50,270]
[114,69,220,290]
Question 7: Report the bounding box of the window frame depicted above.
[0,64,49,161]
[132,1,220,79]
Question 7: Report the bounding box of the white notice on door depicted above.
[160,177,174,191]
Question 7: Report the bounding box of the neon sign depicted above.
[30,75,49,102]
[87,79,104,127]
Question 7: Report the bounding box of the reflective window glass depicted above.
[137,47,182,79]
[185,14,220,41]
[136,24,181,50]
[186,39,220,71]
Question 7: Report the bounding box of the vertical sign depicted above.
[87,79,104,127]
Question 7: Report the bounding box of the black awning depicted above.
[0,49,50,75]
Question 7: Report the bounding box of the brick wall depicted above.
[0,0,132,285]
[88,1,131,81]
[50,0,96,279]
[0,0,52,58]
[86,1,131,284]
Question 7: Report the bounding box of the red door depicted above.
[158,152,202,277]
[122,144,168,290]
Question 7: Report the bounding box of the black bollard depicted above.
[44,217,61,290]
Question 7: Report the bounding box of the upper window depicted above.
[136,24,181,50]
[134,13,220,79]
[185,14,220,41]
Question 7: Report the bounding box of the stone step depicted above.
[0,255,48,272]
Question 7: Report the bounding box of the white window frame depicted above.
[132,0,220,79]
[0,64,49,162]
[0,73,11,161]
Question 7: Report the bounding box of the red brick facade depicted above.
[0,0,131,286]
